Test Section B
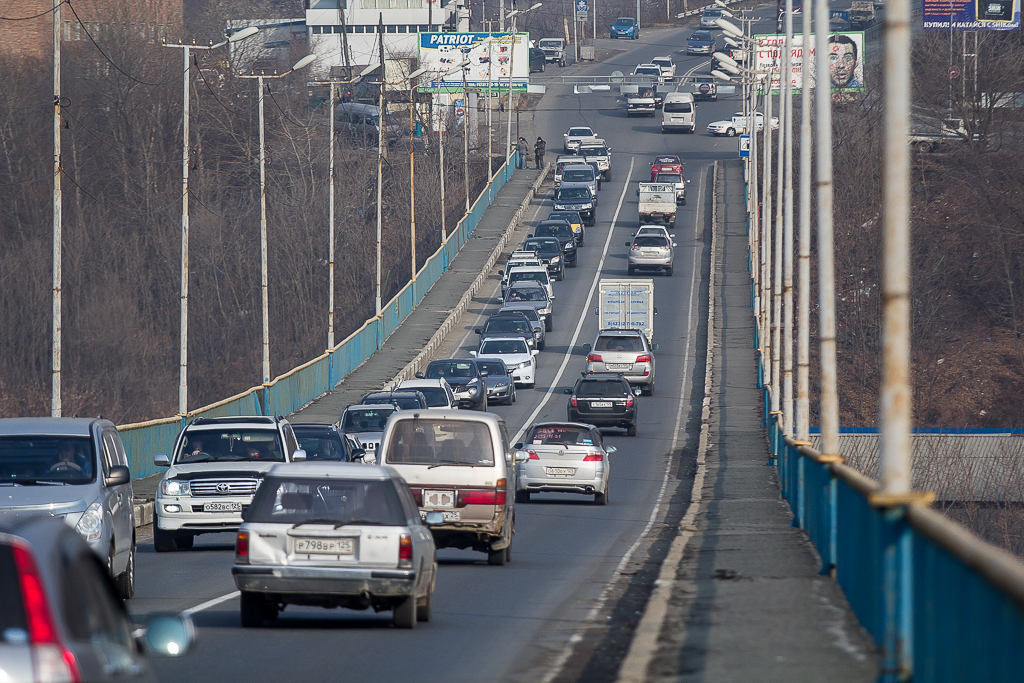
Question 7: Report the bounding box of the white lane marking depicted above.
[615,166,708,683]
[511,155,637,444]
[540,164,707,683]
[181,590,240,616]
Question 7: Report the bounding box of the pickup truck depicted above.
[538,38,567,66]
[637,183,676,224]
[627,86,657,117]
[578,139,612,180]
[848,0,875,28]
[563,126,597,154]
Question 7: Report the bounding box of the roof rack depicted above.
[190,416,277,426]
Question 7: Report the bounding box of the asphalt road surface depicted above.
[127,20,779,683]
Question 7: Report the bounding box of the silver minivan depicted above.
[0,417,136,597]
[662,92,696,133]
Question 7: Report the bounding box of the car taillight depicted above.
[11,542,82,683]
[587,353,603,363]
[583,453,603,461]
[399,534,413,568]
[626,396,634,407]
[570,396,578,407]
[462,480,507,506]
[495,479,507,506]
[636,354,652,363]
[528,451,540,460]
[235,531,249,563]
[408,487,423,505]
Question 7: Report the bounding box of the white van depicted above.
[661,92,696,133]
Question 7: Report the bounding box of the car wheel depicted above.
[682,197,687,206]
[505,543,513,563]
[628,265,635,276]
[417,571,435,622]
[154,526,178,552]
[176,531,195,549]
[487,545,508,566]
[116,537,136,599]
[726,128,736,137]
[515,489,531,503]
[510,386,517,404]
[538,338,545,350]
[611,33,616,39]
[545,318,552,332]
[556,268,564,281]
[627,423,638,437]
[644,383,655,396]
[240,591,265,628]
[393,596,418,628]
[541,62,545,71]
[569,258,577,268]
[594,488,608,505]
[480,394,488,411]
[665,266,674,276]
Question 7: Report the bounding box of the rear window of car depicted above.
[576,380,629,397]
[654,156,678,164]
[657,173,683,183]
[664,101,692,112]
[501,307,539,322]
[342,408,395,432]
[525,425,594,446]
[385,420,495,466]
[246,477,406,525]
[635,236,670,247]
[175,429,284,464]
[0,436,98,485]
[595,335,643,351]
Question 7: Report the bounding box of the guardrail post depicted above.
[826,472,838,575]
[879,506,914,682]
[794,453,805,528]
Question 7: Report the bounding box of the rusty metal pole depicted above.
[815,0,839,457]
[796,0,812,442]
[51,0,62,418]
[782,0,795,435]
[879,0,912,496]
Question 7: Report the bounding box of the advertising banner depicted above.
[753,32,866,94]
[923,0,1020,29]
[417,32,530,92]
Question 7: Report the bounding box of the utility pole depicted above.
[375,14,386,316]
[51,0,61,417]
[329,81,337,348]
[796,0,812,442]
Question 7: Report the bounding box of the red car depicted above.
[650,154,683,181]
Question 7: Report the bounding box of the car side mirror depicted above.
[583,343,592,353]
[527,234,534,239]
[652,343,660,351]
[564,388,573,394]
[633,387,642,396]
[480,370,489,377]
[670,233,676,238]
[635,189,640,197]
[105,465,130,487]
[291,449,307,462]
[673,242,678,247]
[654,307,659,315]
[531,350,539,356]
[474,328,482,334]
[425,511,445,526]
[514,442,524,449]
[607,445,617,454]
[687,178,692,183]
[469,350,478,357]
[138,613,195,657]
[351,448,367,462]
[415,371,425,379]
[514,450,530,463]
[154,453,170,467]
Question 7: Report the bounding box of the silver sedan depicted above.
[513,422,615,505]
[626,234,676,276]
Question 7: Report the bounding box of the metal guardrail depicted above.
[119,151,520,478]
[750,257,1024,679]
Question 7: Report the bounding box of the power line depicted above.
[0,1,65,21]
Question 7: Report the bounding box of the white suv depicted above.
[153,416,305,552]
[582,330,659,394]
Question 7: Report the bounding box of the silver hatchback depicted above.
[583,330,659,394]
[514,422,615,505]
[626,233,677,276]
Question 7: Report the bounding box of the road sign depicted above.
[949,66,961,79]
[576,0,589,11]
[739,134,751,158]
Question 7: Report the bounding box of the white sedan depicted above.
[470,337,538,387]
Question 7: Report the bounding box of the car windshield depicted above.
[501,307,539,321]
[506,287,547,302]
[480,339,529,355]
[540,39,562,48]
[524,239,560,253]
[595,336,643,352]
[476,360,509,377]
[635,67,660,75]
[690,31,712,40]
[577,380,629,397]
[293,429,350,461]
[548,212,580,224]
[703,9,722,17]
[567,127,592,136]
[556,188,591,200]
[342,408,394,432]
[562,169,594,182]
[246,477,406,525]
[696,76,714,83]
[385,420,495,466]
[653,59,671,66]
[526,425,594,446]
[635,236,670,247]
[362,393,423,410]
[0,437,97,485]
[657,173,683,183]
[507,272,547,288]
[615,18,635,26]
[175,429,285,464]
[536,224,573,238]
[581,147,608,156]
[407,387,450,408]
[426,360,477,380]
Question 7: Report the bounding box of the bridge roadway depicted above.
[126,17,871,683]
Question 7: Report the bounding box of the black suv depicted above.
[418,358,489,410]
[521,236,565,280]
[531,220,578,267]
[476,313,537,350]
[565,373,641,435]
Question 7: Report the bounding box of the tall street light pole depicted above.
[782,0,795,436]
[165,26,258,413]
[796,0,812,441]
[52,0,62,417]
[240,54,316,385]
[436,60,469,244]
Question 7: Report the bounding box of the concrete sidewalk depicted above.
[641,160,877,681]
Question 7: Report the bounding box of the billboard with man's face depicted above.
[753,32,866,94]
[923,0,1020,30]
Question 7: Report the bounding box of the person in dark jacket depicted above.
[516,137,529,169]
[534,137,546,169]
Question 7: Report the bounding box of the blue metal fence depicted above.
[119,152,521,476]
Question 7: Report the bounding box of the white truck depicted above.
[848,0,875,28]
[538,38,568,67]
[563,126,598,154]
[596,279,657,343]
[637,183,677,224]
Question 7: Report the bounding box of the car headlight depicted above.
[539,308,551,316]
[583,203,593,209]
[554,203,566,210]
[551,255,561,263]
[496,380,510,387]
[75,502,103,542]
[518,361,533,370]
[161,479,191,496]
[467,386,479,395]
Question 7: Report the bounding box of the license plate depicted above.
[590,401,613,408]
[423,490,456,508]
[420,510,461,521]
[606,363,631,370]
[294,538,355,555]
[545,467,577,476]
[641,251,660,257]
[203,502,241,513]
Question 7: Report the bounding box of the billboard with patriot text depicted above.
[417,32,530,92]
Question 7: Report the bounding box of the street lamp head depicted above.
[711,69,733,81]
[715,18,744,38]
[724,36,740,48]
[529,2,542,9]
[714,0,729,7]
[407,66,430,82]
[720,9,735,18]
[228,26,259,42]
[713,51,738,68]
[719,61,742,75]
[360,61,381,77]
[291,54,316,72]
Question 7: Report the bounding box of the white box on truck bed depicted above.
[596,279,656,342]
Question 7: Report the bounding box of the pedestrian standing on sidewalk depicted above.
[534,136,546,170]
[516,137,529,169]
